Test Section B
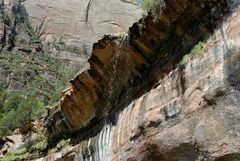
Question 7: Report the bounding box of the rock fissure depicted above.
[86,0,94,23]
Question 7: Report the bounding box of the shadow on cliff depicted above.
[48,0,238,148]
[108,0,234,126]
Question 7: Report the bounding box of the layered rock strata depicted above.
[43,0,240,160]
[45,0,234,134]
[23,0,142,50]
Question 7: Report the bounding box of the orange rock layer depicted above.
[44,0,235,135]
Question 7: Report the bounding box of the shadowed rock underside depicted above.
[42,0,240,160]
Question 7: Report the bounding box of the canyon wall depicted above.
[40,0,240,160]
[23,0,143,50]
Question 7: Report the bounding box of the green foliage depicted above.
[2,146,30,161]
[0,1,87,150]
[140,0,166,13]
[178,41,206,66]
[0,85,7,110]
[2,93,22,112]
[52,41,90,56]
[3,143,29,160]
[56,139,70,150]
[40,44,78,105]
[140,0,155,12]
[0,96,44,137]
[30,133,48,151]
[3,14,11,27]
[0,3,88,137]
[0,42,80,137]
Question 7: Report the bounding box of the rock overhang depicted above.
[44,0,240,138]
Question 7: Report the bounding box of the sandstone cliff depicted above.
[41,0,240,160]
[23,0,143,50]
[0,0,141,160]
[1,0,240,160]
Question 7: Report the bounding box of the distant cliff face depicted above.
[23,0,143,50]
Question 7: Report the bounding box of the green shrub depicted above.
[0,85,7,110]
[56,139,70,150]
[2,146,30,161]
[0,97,44,137]
[49,91,61,104]
[30,133,48,151]
[2,93,22,113]
[140,0,155,12]
[0,0,82,140]
[140,0,166,13]
[178,41,206,66]
[0,44,78,137]
[53,42,90,55]
[19,96,44,120]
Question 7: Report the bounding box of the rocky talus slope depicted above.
[40,0,240,160]
[23,0,142,50]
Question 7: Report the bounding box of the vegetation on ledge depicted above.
[178,41,206,66]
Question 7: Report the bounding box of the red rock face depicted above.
[43,0,240,161]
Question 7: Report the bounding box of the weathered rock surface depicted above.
[45,0,232,134]
[42,0,240,160]
[23,0,143,50]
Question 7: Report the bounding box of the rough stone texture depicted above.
[40,0,240,161]
[0,0,239,160]
[44,0,189,134]
[45,0,234,134]
[0,133,38,157]
[44,7,240,161]
[41,0,240,160]
[41,5,240,160]
[23,0,143,50]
